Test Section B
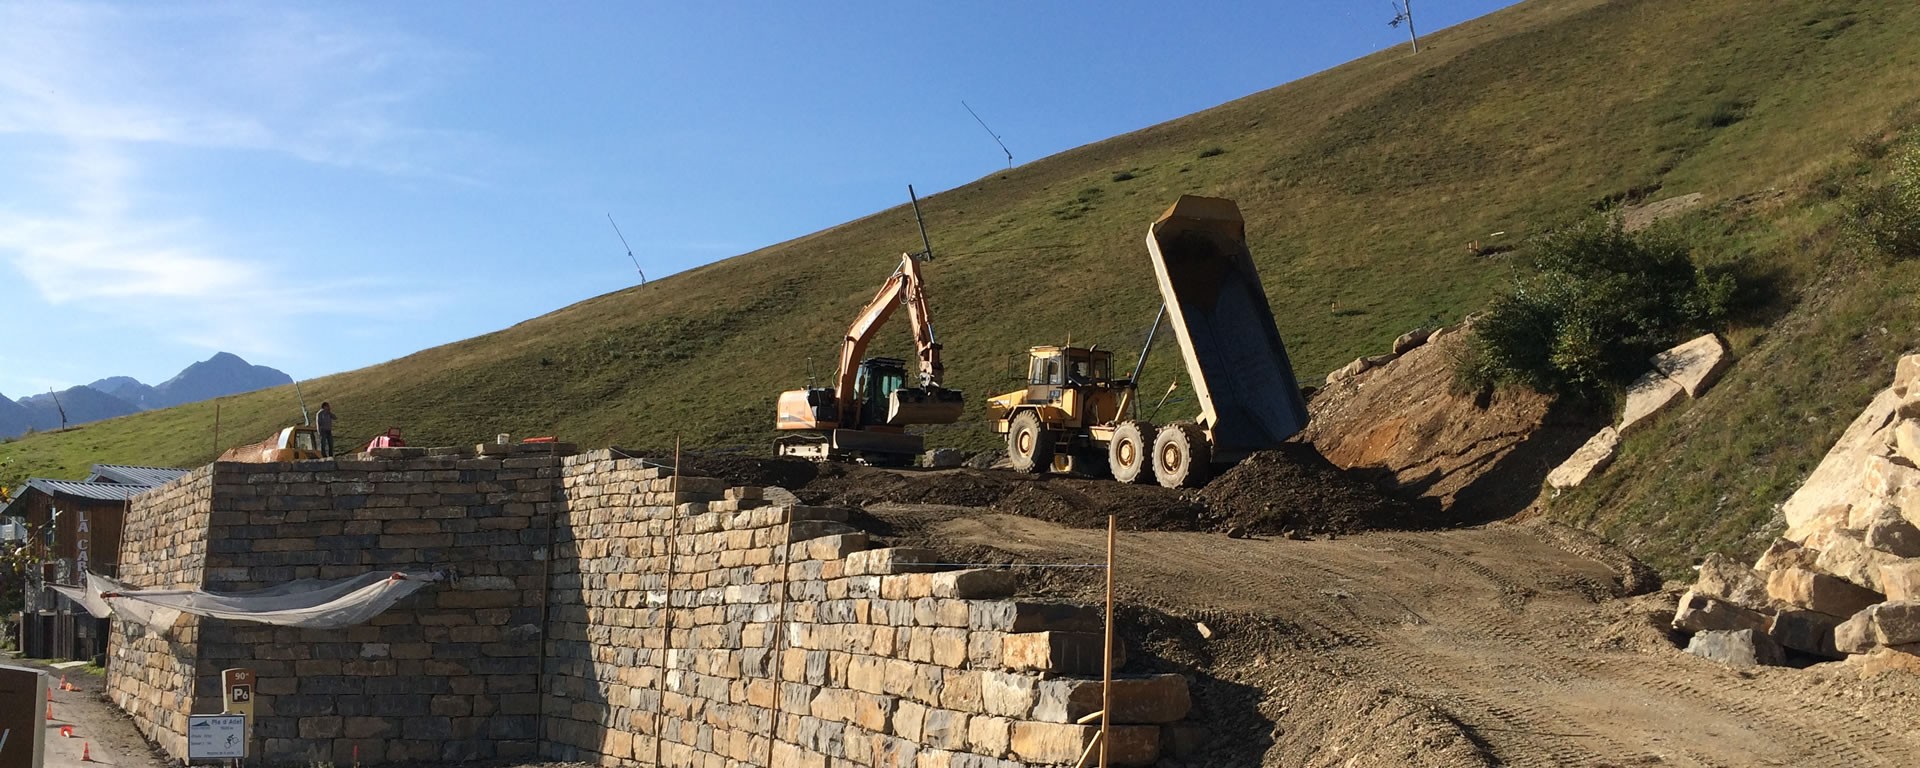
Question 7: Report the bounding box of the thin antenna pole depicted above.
[607,213,648,284]
[47,389,66,431]
[293,381,310,426]
[213,400,221,456]
[962,100,1014,169]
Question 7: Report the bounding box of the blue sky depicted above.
[0,0,1517,398]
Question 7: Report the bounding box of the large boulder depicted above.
[1879,559,1920,602]
[1672,589,1771,634]
[1870,601,1920,646]
[1896,353,1920,397]
[1836,609,1879,655]
[1694,553,1773,611]
[1685,629,1785,668]
[1769,610,1844,658]
[1546,427,1620,489]
[1782,387,1905,536]
[1894,420,1920,466]
[1766,566,1882,619]
[1618,371,1686,434]
[1392,328,1434,355]
[1862,454,1920,498]
[1652,334,1732,398]
[1754,538,1820,573]
[1815,531,1900,592]
[1863,504,1920,558]
[923,448,966,468]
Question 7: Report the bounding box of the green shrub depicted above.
[1845,142,1920,260]
[1198,147,1225,158]
[1461,215,1734,397]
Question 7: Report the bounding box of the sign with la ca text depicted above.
[188,714,247,759]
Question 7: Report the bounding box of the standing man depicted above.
[316,402,336,456]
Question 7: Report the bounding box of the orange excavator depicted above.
[774,250,965,464]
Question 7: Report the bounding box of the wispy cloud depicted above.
[0,1,469,358]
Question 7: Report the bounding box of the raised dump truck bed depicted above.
[1145,195,1310,462]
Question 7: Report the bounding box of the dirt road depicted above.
[24,663,167,768]
[910,511,1920,767]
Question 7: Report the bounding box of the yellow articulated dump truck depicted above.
[987,195,1310,488]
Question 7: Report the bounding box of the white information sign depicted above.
[187,714,247,759]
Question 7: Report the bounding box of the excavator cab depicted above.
[854,358,909,427]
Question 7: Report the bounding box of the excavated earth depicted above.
[655,328,1920,766]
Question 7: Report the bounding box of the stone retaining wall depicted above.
[108,450,1192,766]
[544,452,1186,767]
[110,467,215,757]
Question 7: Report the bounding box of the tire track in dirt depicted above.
[922,514,1920,767]
[1111,530,1629,765]
[1376,531,1920,767]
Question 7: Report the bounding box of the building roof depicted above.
[85,464,190,487]
[2,463,186,520]
[22,478,149,502]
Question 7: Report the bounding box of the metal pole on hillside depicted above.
[1391,0,1420,53]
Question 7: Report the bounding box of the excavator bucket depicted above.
[886,386,965,426]
[1145,195,1309,458]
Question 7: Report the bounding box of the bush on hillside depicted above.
[1458,215,1734,398]
[1845,141,1920,261]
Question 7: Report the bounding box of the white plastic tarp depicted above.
[53,570,441,630]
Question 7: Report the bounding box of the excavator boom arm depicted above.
[833,253,945,415]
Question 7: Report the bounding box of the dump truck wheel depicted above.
[1108,421,1156,484]
[1007,411,1054,473]
[1153,422,1213,489]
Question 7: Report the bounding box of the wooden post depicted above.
[654,438,681,768]
[213,399,221,456]
[1101,514,1115,768]
[766,503,793,767]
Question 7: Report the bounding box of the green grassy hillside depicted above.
[7,0,1920,570]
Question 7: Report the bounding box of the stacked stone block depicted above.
[108,467,215,758]
[1676,353,1920,665]
[108,456,563,764]
[108,449,1195,766]
[543,451,1191,767]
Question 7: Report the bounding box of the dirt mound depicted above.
[797,464,1012,508]
[616,447,820,490]
[1198,444,1422,535]
[791,444,1421,537]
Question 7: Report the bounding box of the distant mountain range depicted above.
[0,352,292,439]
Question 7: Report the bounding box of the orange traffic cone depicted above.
[46,685,51,701]
[81,742,94,762]
[45,701,53,721]
[59,724,73,738]
[58,674,68,691]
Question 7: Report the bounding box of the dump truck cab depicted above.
[988,346,1134,474]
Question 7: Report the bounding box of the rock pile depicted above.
[1548,333,1733,489]
[1673,353,1920,667]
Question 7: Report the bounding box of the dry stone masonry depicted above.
[107,449,1194,766]
[1673,353,1920,667]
